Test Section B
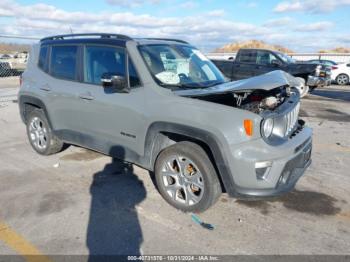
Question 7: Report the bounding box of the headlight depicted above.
[262,118,274,138]
[315,65,321,76]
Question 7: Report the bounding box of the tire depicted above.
[336,74,349,85]
[26,109,64,155]
[154,141,221,212]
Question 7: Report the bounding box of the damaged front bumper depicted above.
[225,124,313,199]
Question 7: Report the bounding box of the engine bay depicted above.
[193,85,292,114]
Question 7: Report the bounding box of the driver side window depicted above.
[84,45,141,87]
[256,51,279,65]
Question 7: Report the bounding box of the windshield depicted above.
[276,52,295,64]
[138,44,226,89]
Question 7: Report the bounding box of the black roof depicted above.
[40,33,189,45]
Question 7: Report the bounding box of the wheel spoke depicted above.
[175,156,192,176]
[165,184,180,200]
[183,185,200,205]
[161,155,205,206]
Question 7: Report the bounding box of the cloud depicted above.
[294,21,334,32]
[206,9,226,17]
[105,0,160,8]
[274,0,350,13]
[0,0,347,52]
[264,17,293,27]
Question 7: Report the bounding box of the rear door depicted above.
[232,50,257,80]
[44,44,85,134]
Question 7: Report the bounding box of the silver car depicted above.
[18,33,312,212]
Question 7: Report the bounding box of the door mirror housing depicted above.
[271,59,282,67]
[101,73,129,93]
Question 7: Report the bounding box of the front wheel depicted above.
[336,74,349,85]
[154,141,221,212]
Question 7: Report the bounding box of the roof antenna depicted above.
[69,27,74,34]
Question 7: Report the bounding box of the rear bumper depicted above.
[307,75,331,87]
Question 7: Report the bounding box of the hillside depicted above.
[214,40,294,53]
[0,43,30,54]
[319,47,350,53]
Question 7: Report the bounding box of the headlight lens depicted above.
[262,118,274,138]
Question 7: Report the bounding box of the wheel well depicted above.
[153,132,226,192]
[23,103,41,123]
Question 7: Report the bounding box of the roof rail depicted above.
[139,38,189,44]
[40,33,133,42]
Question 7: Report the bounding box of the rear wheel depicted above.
[336,74,349,85]
[26,109,64,155]
[154,141,221,212]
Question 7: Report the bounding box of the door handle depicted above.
[79,93,94,100]
[40,84,51,91]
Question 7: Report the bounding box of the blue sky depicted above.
[1,0,350,52]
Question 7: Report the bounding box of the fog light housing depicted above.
[255,161,272,180]
[278,170,291,185]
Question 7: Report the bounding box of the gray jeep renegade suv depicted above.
[18,33,312,212]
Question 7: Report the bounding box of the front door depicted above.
[73,45,146,160]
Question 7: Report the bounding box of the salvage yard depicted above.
[0,77,349,257]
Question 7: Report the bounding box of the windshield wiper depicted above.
[159,83,203,89]
[160,81,224,90]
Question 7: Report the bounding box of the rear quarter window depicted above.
[38,46,48,72]
[50,45,78,80]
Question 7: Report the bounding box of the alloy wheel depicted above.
[29,117,48,151]
[161,155,205,206]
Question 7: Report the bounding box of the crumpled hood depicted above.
[174,70,299,97]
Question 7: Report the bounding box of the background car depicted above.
[307,59,337,67]
[331,62,350,85]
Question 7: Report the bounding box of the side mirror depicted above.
[101,73,129,93]
[271,59,282,67]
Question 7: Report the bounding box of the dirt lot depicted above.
[0,77,349,258]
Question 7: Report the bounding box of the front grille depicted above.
[284,102,300,137]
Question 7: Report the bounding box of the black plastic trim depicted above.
[143,122,237,196]
[18,95,52,127]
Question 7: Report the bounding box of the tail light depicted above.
[331,66,338,70]
[19,74,23,87]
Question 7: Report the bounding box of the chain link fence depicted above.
[0,55,28,78]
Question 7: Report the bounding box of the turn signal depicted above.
[244,119,253,136]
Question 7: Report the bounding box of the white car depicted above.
[331,62,350,85]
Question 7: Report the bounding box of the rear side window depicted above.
[50,46,78,80]
[238,50,257,64]
[38,46,48,71]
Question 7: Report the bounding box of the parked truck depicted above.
[212,48,331,97]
